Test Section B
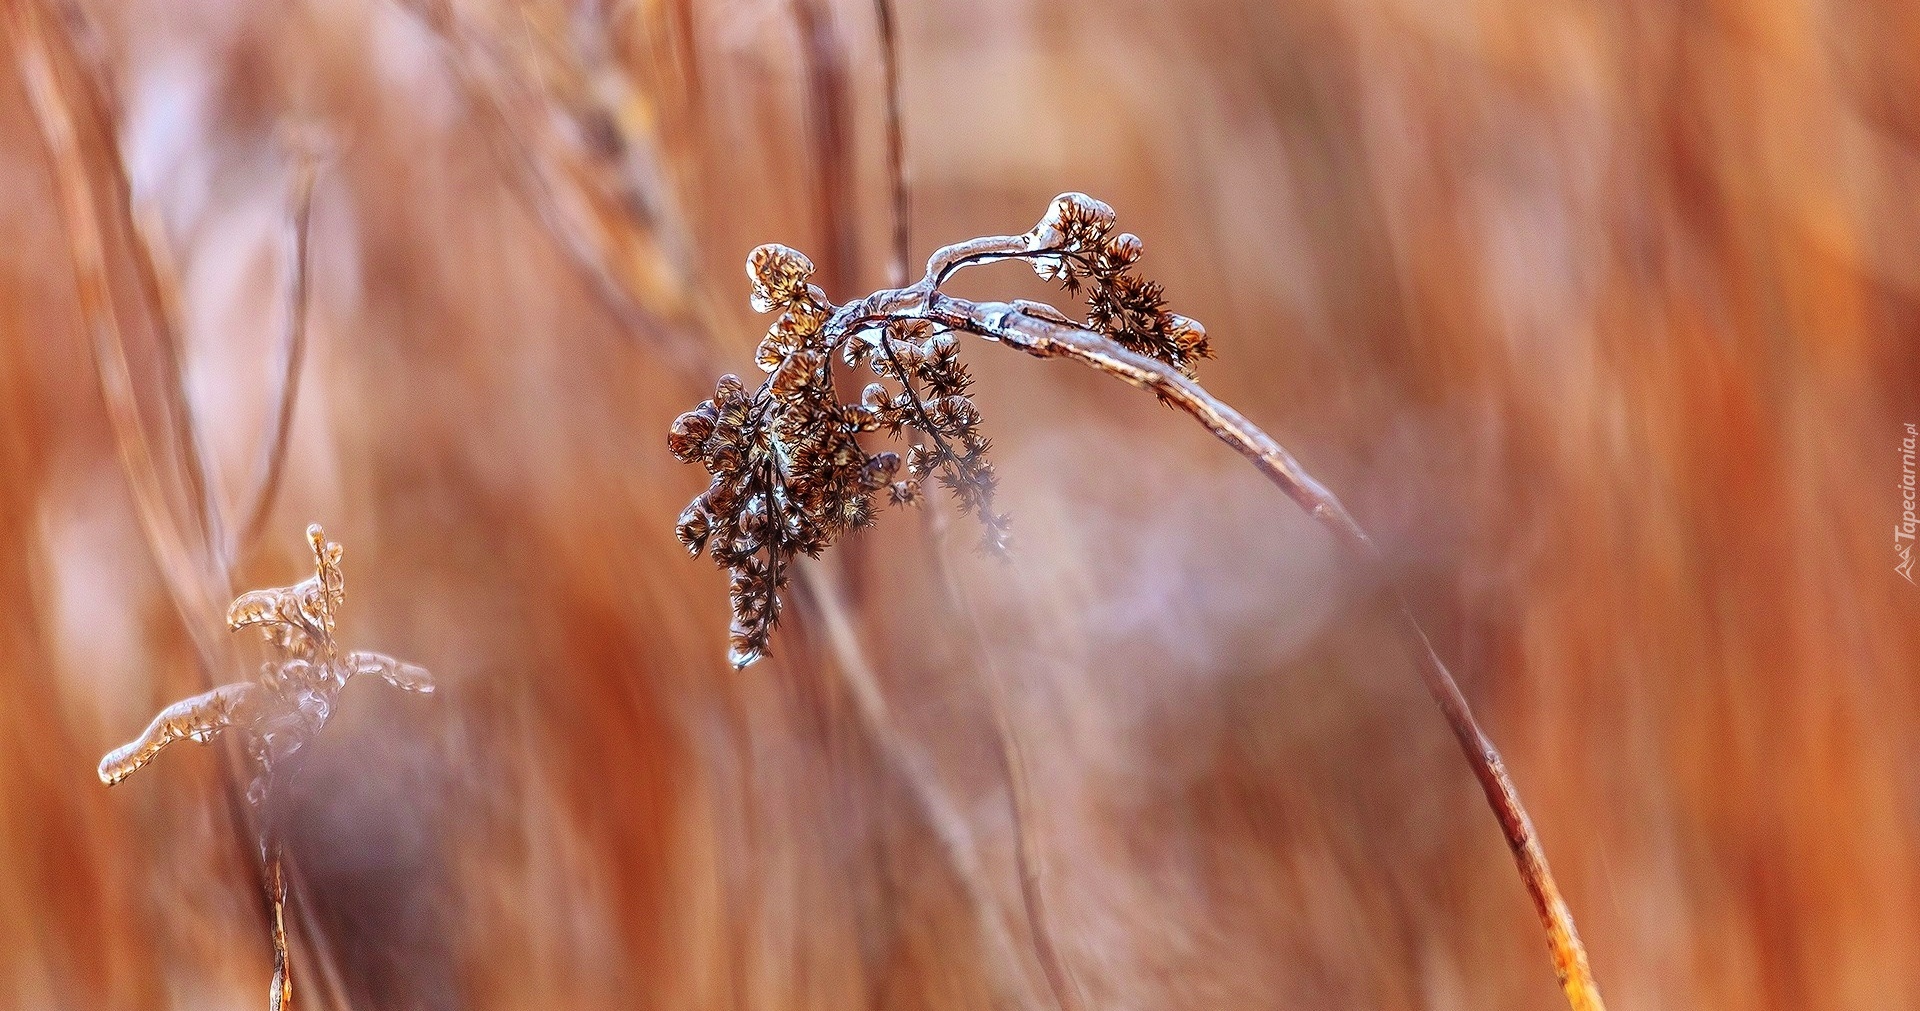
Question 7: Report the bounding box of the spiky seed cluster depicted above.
[1024,193,1211,377]
[672,195,1204,667]
[674,246,894,667]
[97,524,432,804]
[858,319,1005,548]
[671,244,1006,667]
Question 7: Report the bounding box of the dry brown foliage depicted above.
[1,0,1915,1010]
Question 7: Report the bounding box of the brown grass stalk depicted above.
[863,12,1085,1005]
[235,150,319,561]
[874,337,1085,1010]
[14,5,359,1007]
[52,0,231,568]
[825,214,1608,1011]
[859,7,1083,1003]
[135,200,233,570]
[793,562,1040,1011]
[911,523,1088,1011]
[12,0,228,666]
[870,0,909,290]
[791,0,858,296]
[267,848,292,1011]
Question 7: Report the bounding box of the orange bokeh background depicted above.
[1,0,1915,1008]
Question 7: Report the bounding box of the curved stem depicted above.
[236,152,319,561]
[53,0,230,577]
[938,299,1606,1011]
[817,226,1605,1008]
[870,0,909,288]
[13,0,229,667]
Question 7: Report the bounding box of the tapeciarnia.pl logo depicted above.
[1900,422,1917,584]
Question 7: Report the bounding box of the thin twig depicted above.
[235,153,320,561]
[267,846,293,1011]
[871,325,1082,1009]
[52,0,230,569]
[791,0,858,295]
[794,561,1042,1011]
[870,0,909,288]
[134,203,233,572]
[791,7,1067,982]
[862,15,1078,1005]
[910,520,1087,1011]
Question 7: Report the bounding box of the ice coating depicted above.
[746,243,816,314]
[226,523,345,656]
[97,683,259,785]
[349,651,436,693]
[97,524,431,791]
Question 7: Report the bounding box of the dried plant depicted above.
[14,0,381,1001]
[97,525,432,1009]
[672,196,1206,666]
[98,524,434,794]
[671,193,1605,1011]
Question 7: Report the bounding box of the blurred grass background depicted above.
[1,0,1917,1008]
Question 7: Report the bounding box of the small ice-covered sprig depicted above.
[1023,193,1210,377]
[98,524,432,803]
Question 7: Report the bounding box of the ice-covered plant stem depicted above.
[99,525,433,1011]
[671,193,1606,1011]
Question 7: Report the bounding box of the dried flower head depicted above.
[747,243,822,313]
[1022,195,1210,377]
[98,524,433,804]
[671,194,1207,667]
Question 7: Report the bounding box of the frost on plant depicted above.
[670,193,1208,668]
[1024,193,1210,377]
[98,524,433,802]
